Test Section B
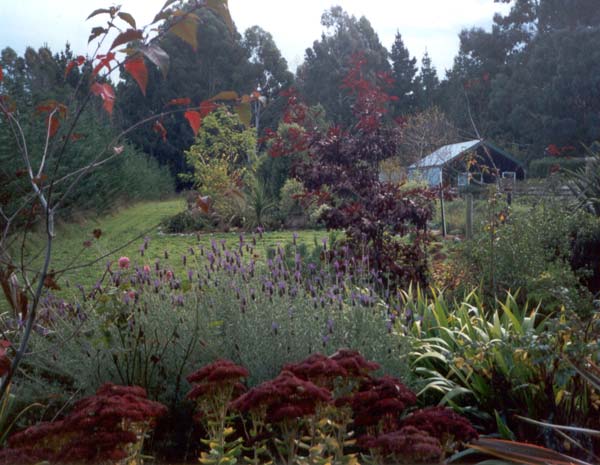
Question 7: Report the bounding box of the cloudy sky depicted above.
[0,0,510,74]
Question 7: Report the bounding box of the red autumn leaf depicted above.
[90,82,115,115]
[166,97,191,107]
[92,52,116,77]
[198,100,217,117]
[110,28,144,51]
[0,95,17,114]
[196,195,210,213]
[184,110,202,135]
[153,120,167,141]
[65,55,86,79]
[88,26,107,44]
[35,100,67,118]
[46,113,60,138]
[0,65,3,82]
[70,133,85,142]
[124,55,148,96]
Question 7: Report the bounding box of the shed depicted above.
[407,139,525,187]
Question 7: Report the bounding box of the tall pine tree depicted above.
[389,31,418,115]
[415,51,439,110]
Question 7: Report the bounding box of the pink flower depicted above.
[165,270,174,281]
[118,256,130,269]
[143,265,151,274]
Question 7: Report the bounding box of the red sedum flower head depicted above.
[231,370,331,424]
[400,406,478,444]
[344,375,417,431]
[358,426,443,464]
[282,353,348,388]
[329,349,380,379]
[3,383,167,464]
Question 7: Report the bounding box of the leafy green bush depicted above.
[405,287,600,449]
[277,178,318,229]
[464,199,593,315]
[528,157,587,178]
[161,210,212,233]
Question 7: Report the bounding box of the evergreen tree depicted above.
[389,31,418,115]
[415,51,439,110]
[296,6,390,126]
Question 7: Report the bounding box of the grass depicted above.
[20,198,324,298]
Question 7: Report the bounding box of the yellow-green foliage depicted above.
[184,107,257,225]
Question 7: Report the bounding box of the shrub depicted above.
[528,156,587,178]
[405,287,600,452]
[463,198,594,314]
[277,178,318,229]
[14,234,414,422]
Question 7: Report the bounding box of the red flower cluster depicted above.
[400,406,478,444]
[231,370,331,423]
[186,359,248,400]
[329,349,380,379]
[358,426,443,464]
[282,353,348,389]
[342,375,417,431]
[1,383,167,464]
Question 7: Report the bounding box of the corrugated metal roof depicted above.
[410,139,481,169]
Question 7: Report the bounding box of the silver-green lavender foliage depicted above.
[17,233,413,409]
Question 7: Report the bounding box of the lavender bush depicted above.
[14,233,413,412]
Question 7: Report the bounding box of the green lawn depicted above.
[22,198,324,297]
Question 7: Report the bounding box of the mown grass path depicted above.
[23,198,323,298]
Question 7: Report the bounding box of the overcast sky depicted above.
[0,0,510,74]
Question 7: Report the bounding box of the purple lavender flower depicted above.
[327,318,334,334]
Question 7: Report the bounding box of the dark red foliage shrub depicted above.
[231,370,331,424]
[358,426,443,464]
[2,383,167,464]
[288,56,435,288]
[400,406,479,444]
[341,375,417,432]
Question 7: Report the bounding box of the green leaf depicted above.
[170,12,200,51]
[495,410,516,440]
[234,102,252,127]
[117,12,137,29]
[210,90,239,101]
[205,0,235,34]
